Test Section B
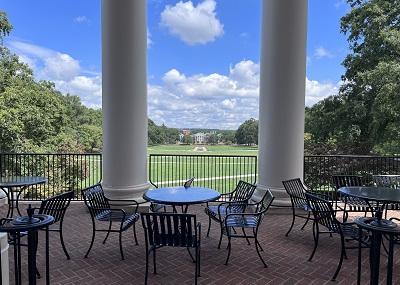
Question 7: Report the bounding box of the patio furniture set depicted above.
[0,177,275,285]
[283,174,400,285]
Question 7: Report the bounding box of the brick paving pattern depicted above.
[3,203,400,285]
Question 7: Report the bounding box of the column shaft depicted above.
[257,0,308,206]
[102,0,149,200]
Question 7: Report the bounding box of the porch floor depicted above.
[3,203,400,285]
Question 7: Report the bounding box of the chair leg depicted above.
[300,212,311,230]
[195,247,198,285]
[145,250,149,285]
[217,225,223,249]
[332,235,345,281]
[119,231,125,260]
[285,207,296,237]
[84,220,96,258]
[206,216,211,237]
[103,220,112,244]
[153,246,157,274]
[308,222,319,261]
[255,235,267,268]
[59,226,70,260]
[133,223,139,245]
[225,237,232,265]
[198,244,201,277]
[242,228,250,245]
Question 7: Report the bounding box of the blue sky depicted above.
[0,0,350,129]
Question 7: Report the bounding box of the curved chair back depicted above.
[230,180,257,202]
[305,192,339,233]
[81,184,111,218]
[282,178,308,208]
[141,213,199,248]
[332,175,363,189]
[39,190,74,223]
[257,189,275,214]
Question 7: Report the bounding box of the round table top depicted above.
[0,214,54,232]
[339,186,400,203]
[143,186,221,206]
[355,217,400,234]
[0,176,47,187]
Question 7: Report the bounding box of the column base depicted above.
[253,184,291,207]
[0,233,9,285]
[103,182,151,202]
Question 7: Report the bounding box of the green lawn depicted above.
[148,144,259,156]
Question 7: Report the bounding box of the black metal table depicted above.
[339,186,400,285]
[0,210,54,285]
[143,186,221,213]
[0,176,47,218]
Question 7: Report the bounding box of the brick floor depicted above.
[3,203,400,285]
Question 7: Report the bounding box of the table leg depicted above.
[369,230,382,285]
[15,186,28,216]
[46,226,50,285]
[357,228,362,285]
[27,230,37,285]
[387,234,394,285]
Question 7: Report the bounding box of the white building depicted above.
[193,132,206,144]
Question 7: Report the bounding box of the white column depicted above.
[256,0,308,206]
[102,0,150,201]
[0,233,9,284]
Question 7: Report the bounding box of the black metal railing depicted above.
[0,153,102,200]
[2,152,400,201]
[149,154,257,196]
[304,155,400,194]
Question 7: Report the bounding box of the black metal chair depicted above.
[141,212,201,285]
[223,189,274,267]
[204,180,257,248]
[305,192,369,281]
[282,178,314,236]
[37,190,74,259]
[150,177,195,213]
[332,175,371,221]
[81,183,140,260]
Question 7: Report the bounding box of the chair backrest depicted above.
[184,177,195,188]
[373,175,400,188]
[39,190,74,223]
[230,180,257,202]
[257,189,275,214]
[332,175,363,190]
[81,184,111,218]
[282,178,308,208]
[141,213,198,248]
[305,192,339,233]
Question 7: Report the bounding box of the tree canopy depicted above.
[306,0,400,155]
[235,118,258,146]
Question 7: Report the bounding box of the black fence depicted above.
[1,153,400,201]
[304,155,400,193]
[0,153,102,200]
[149,154,258,196]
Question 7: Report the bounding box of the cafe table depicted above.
[143,186,221,213]
[339,186,400,285]
[0,176,47,218]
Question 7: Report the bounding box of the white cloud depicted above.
[8,40,101,108]
[314,46,333,59]
[160,0,224,45]
[147,29,153,48]
[305,78,340,106]
[7,40,339,128]
[73,16,90,24]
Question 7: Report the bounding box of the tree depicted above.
[0,11,12,43]
[306,0,400,154]
[235,118,258,146]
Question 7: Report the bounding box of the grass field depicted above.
[148,144,259,156]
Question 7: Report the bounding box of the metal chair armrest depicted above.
[106,198,139,212]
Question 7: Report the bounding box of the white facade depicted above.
[193,132,206,144]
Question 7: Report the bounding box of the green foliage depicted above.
[235,118,258,145]
[306,0,400,155]
[148,119,179,145]
[0,11,12,43]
